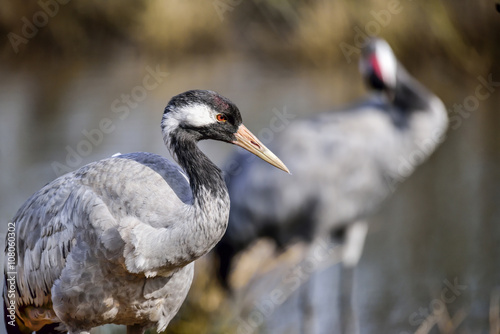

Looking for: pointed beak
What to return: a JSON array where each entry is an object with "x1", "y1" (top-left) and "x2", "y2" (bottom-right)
[{"x1": 232, "y1": 124, "x2": 290, "y2": 174}]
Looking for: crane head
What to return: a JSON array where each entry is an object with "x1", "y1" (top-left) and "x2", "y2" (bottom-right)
[
  {"x1": 359, "y1": 38, "x2": 398, "y2": 100},
  {"x1": 162, "y1": 90, "x2": 290, "y2": 174}
]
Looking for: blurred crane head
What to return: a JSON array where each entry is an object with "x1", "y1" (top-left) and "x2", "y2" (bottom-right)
[{"x1": 359, "y1": 38, "x2": 398, "y2": 100}]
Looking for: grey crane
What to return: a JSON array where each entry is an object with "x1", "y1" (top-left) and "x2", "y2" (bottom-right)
[
  {"x1": 216, "y1": 38, "x2": 448, "y2": 289},
  {"x1": 3, "y1": 90, "x2": 289, "y2": 334}
]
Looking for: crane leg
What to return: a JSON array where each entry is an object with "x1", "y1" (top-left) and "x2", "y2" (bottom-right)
[
  {"x1": 339, "y1": 265, "x2": 356, "y2": 334},
  {"x1": 342, "y1": 221, "x2": 368, "y2": 267},
  {"x1": 293, "y1": 222, "x2": 368, "y2": 334},
  {"x1": 339, "y1": 220, "x2": 368, "y2": 334}
]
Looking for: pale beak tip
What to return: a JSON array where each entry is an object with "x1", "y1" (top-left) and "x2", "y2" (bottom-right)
[
  {"x1": 268, "y1": 157, "x2": 291, "y2": 175},
  {"x1": 232, "y1": 123, "x2": 291, "y2": 175}
]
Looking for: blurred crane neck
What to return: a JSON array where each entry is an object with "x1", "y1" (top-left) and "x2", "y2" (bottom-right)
[{"x1": 393, "y1": 65, "x2": 434, "y2": 112}]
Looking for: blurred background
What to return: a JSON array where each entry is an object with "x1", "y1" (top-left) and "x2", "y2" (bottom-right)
[{"x1": 0, "y1": 0, "x2": 499, "y2": 333}]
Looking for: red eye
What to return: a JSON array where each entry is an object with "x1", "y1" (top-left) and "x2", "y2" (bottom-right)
[{"x1": 216, "y1": 114, "x2": 227, "y2": 122}]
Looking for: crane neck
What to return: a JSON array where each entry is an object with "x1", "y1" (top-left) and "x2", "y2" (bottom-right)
[
  {"x1": 393, "y1": 65, "x2": 433, "y2": 112},
  {"x1": 389, "y1": 64, "x2": 448, "y2": 168},
  {"x1": 167, "y1": 130, "x2": 228, "y2": 208}
]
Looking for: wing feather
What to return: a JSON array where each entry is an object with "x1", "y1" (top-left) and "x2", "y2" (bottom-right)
[
  {"x1": 5, "y1": 174, "x2": 78, "y2": 308},
  {"x1": 4, "y1": 152, "x2": 192, "y2": 315}
]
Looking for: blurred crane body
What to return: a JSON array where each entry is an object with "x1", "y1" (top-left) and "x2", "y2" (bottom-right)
[{"x1": 217, "y1": 39, "x2": 448, "y2": 288}]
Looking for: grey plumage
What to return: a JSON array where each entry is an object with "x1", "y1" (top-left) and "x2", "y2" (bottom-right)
[
  {"x1": 216, "y1": 39, "x2": 449, "y2": 286},
  {"x1": 3, "y1": 90, "x2": 288, "y2": 333}
]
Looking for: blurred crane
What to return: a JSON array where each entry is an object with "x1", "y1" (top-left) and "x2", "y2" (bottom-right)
[
  {"x1": 3, "y1": 90, "x2": 288, "y2": 334},
  {"x1": 216, "y1": 39, "x2": 448, "y2": 316}
]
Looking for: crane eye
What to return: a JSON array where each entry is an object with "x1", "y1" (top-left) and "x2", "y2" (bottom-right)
[{"x1": 216, "y1": 114, "x2": 227, "y2": 122}]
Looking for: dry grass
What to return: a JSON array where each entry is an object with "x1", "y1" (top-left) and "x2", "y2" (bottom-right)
[
  {"x1": 133, "y1": 0, "x2": 228, "y2": 60},
  {"x1": 414, "y1": 306, "x2": 467, "y2": 334},
  {"x1": 2, "y1": 0, "x2": 499, "y2": 74}
]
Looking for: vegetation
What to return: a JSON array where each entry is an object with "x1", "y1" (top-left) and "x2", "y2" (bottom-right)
[{"x1": 1, "y1": 0, "x2": 499, "y2": 74}]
